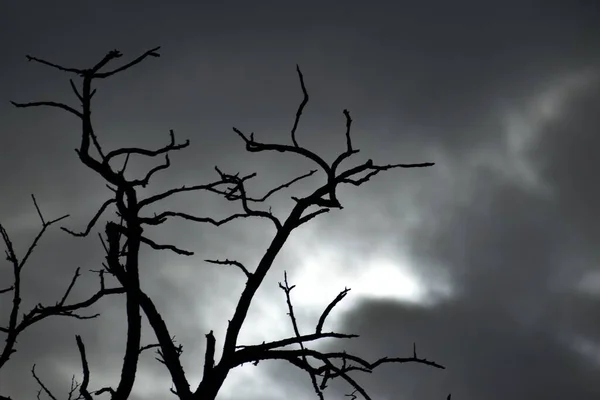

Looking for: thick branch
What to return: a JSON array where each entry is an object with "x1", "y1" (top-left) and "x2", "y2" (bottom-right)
[
  {"x1": 203, "y1": 331, "x2": 216, "y2": 380},
  {"x1": 136, "y1": 291, "x2": 192, "y2": 399},
  {"x1": 75, "y1": 335, "x2": 94, "y2": 400}
]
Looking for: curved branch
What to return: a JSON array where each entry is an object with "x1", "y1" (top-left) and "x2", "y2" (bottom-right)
[
  {"x1": 291, "y1": 65, "x2": 309, "y2": 147},
  {"x1": 61, "y1": 198, "x2": 116, "y2": 237},
  {"x1": 75, "y1": 335, "x2": 94, "y2": 400},
  {"x1": 233, "y1": 127, "x2": 331, "y2": 173},
  {"x1": 104, "y1": 129, "x2": 189, "y2": 163},
  {"x1": 316, "y1": 287, "x2": 350, "y2": 334},
  {"x1": 140, "y1": 236, "x2": 193, "y2": 255},
  {"x1": 93, "y1": 47, "x2": 161, "y2": 79},
  {"x1": 10, "y1": 100, "x2": 83, "y2": 118},
  {"x1": 205, "y1": 259, "x2": 252, "y2": 279}
]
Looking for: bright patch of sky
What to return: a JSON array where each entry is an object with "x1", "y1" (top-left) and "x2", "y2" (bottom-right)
[{"x1": 156, "y1": 69, "x2": 599, "y2": 399}]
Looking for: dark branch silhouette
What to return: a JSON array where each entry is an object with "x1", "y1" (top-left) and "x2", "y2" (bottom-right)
[
  {"x1": 8, "y1": 46, "x2": 451, "y2": 400},
  {"x1": 0, "y1": 196, "x2": 124, "y2": 400}
]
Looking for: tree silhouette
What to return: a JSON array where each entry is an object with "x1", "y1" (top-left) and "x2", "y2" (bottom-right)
[{"x1": 4, "y1": 47, "x2": 448, "y2": 400}]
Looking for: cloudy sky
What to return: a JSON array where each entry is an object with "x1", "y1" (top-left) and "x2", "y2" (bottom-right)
[{"x1": 1, "y1": 1, "x2": 599, "y2": 399}]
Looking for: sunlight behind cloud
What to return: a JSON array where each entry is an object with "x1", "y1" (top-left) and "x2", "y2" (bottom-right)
[
  {"x1": 209, "y1": 234, "x2": 452, "y2": 400},
  {"x1": 284, "y1": 235, "x2": 453, "y2": 329},
  {"x1": 289, "y1": 249, "x2": 425, "y2": 314}
]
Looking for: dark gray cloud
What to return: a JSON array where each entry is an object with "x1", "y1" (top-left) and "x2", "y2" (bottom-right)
[{"x1": 1, "y1": 1, "x2": 599, "y2": 399}]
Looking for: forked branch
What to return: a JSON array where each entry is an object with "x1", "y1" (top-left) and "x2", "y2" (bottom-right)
[
  {"x1": 12, "y1": 47, "x2": 443, "y2": 400},
  {"x1": 0, "y1": 196, "x2": 122, "y2": 375},
  {"x1": 194, "y1": 64, "x2": 437, "y2": 400},
  {"x1": 226, "y1": 274, "x2": 443, "y2": 400}
]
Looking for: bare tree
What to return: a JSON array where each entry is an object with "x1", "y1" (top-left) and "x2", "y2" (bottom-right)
[{"x1": 8, "y1": 47, "x2": 449, "y2": 400}]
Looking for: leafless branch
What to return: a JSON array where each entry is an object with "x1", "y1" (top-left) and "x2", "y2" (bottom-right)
[
  {"x1": 61, "y1": 198, "x2": 116, "y2": 237},
  {"x1": 31, "y1": 364, "x2": 58, "y2": 400},
  {"x1": 212, "y1": 169, "x2": 318, "y2": 203},
  {"x1": 139, "y1": 343, "x2": 161, "y2": 354},
  {"x1": 131, "y1": 154, "x2": 171, "y2": 187},
  {"x1": 70, "y1": 79, "x2": 84, "y2": 102},
  {"x1": 330, "y1": 109, "x2": 359, "y2": 173},
  {"x1": 203, "y1": 331, "x2": 216, "y2": 381},
  {"x1": 13, "y1": 47, "x2": 441, "y2": 400},
  {"x1": 104, "y1": 129, "x2": 188, "y2": 162},
  {"x1": 278, "y1": 271, "x2": 324, "y2": 398},
  {"x1": 25, "y1": 54, "x2": 84, "y2": 74},
  {"x1": 291, "y1": 65, "x2": 309, "y2": 147},
  {"x1": 10, "y1": 100, "x2": 83, "y2": 118},
  {"x1": 219, "y1": 169, "x2": 282, "y2": 228},
  {"x1": 0, "y1": 286, "x2": 14, "y2": 295},
  {"x1": 235, "y1": 332, "x2": 358, "y2": 353},
  {"x1": 93, "y1": 47, "x2": 160, "y2": 79},
  {"x1": 339, "y1": 160, "x2": 434, "y2": 187},
  {"x1": 75, "y1": 335, "x2": 94, "y2": 400},
  {"x1": 297, "y1": 208, "x2": 331, "y2": 226},
  {"x1": 316, "y1": 287, "x2": 350, "y2": 334},
  {"x1": 0, "y1": 197, "x2": 118, "y2": 372},
  {"x1": 137, "y1": 178, "x2": 227, "y2": 208},
  {"x1": 67, "y1": 375, "x2": 83, "y2": 400},
  {"x1": 233, "y1": 126, "x2": 331, "y2": 173},
  {"x1": 205, "y1": 259, "x2": 252, "y2": 278},
  {"x1": 140, "y1": 236, "x2": 194, "y2": 255},
  {"x1": 31, "y1": 194, "x2": 46, "y2": 225},
  {"x1": 140, "y1": 210, "x2": 260, "y2": 228},
  {"x1": 232, "y1": 347, "x2": 443, "y2": 400},
  {"x1": 59, "y1": 267, "x2": 82, "y2": 305}
]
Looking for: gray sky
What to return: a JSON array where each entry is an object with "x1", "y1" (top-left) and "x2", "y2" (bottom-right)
[{"x1": 1, "y1": 1, "x2": 599, "y2": 399}]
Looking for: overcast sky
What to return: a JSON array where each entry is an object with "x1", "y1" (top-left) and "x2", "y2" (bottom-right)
[{"x1": 1, "y1": 1, "x2": 600, "y2": 399}]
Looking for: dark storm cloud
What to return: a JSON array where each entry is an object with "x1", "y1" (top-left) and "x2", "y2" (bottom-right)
[
  {"x1": 1, "y1": 1, "x2": 599, "y2": 400},
  {"x1": 314, "y1": 48, "x2": 600, "y2": 400},
  {"x1": 336, "y1": 297, "x2": 600, "y2": 400}
]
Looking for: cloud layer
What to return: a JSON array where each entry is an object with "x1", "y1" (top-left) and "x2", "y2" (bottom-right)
[{"x1": 1, "y1": 2, "x2": 599, "y2": 399}]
